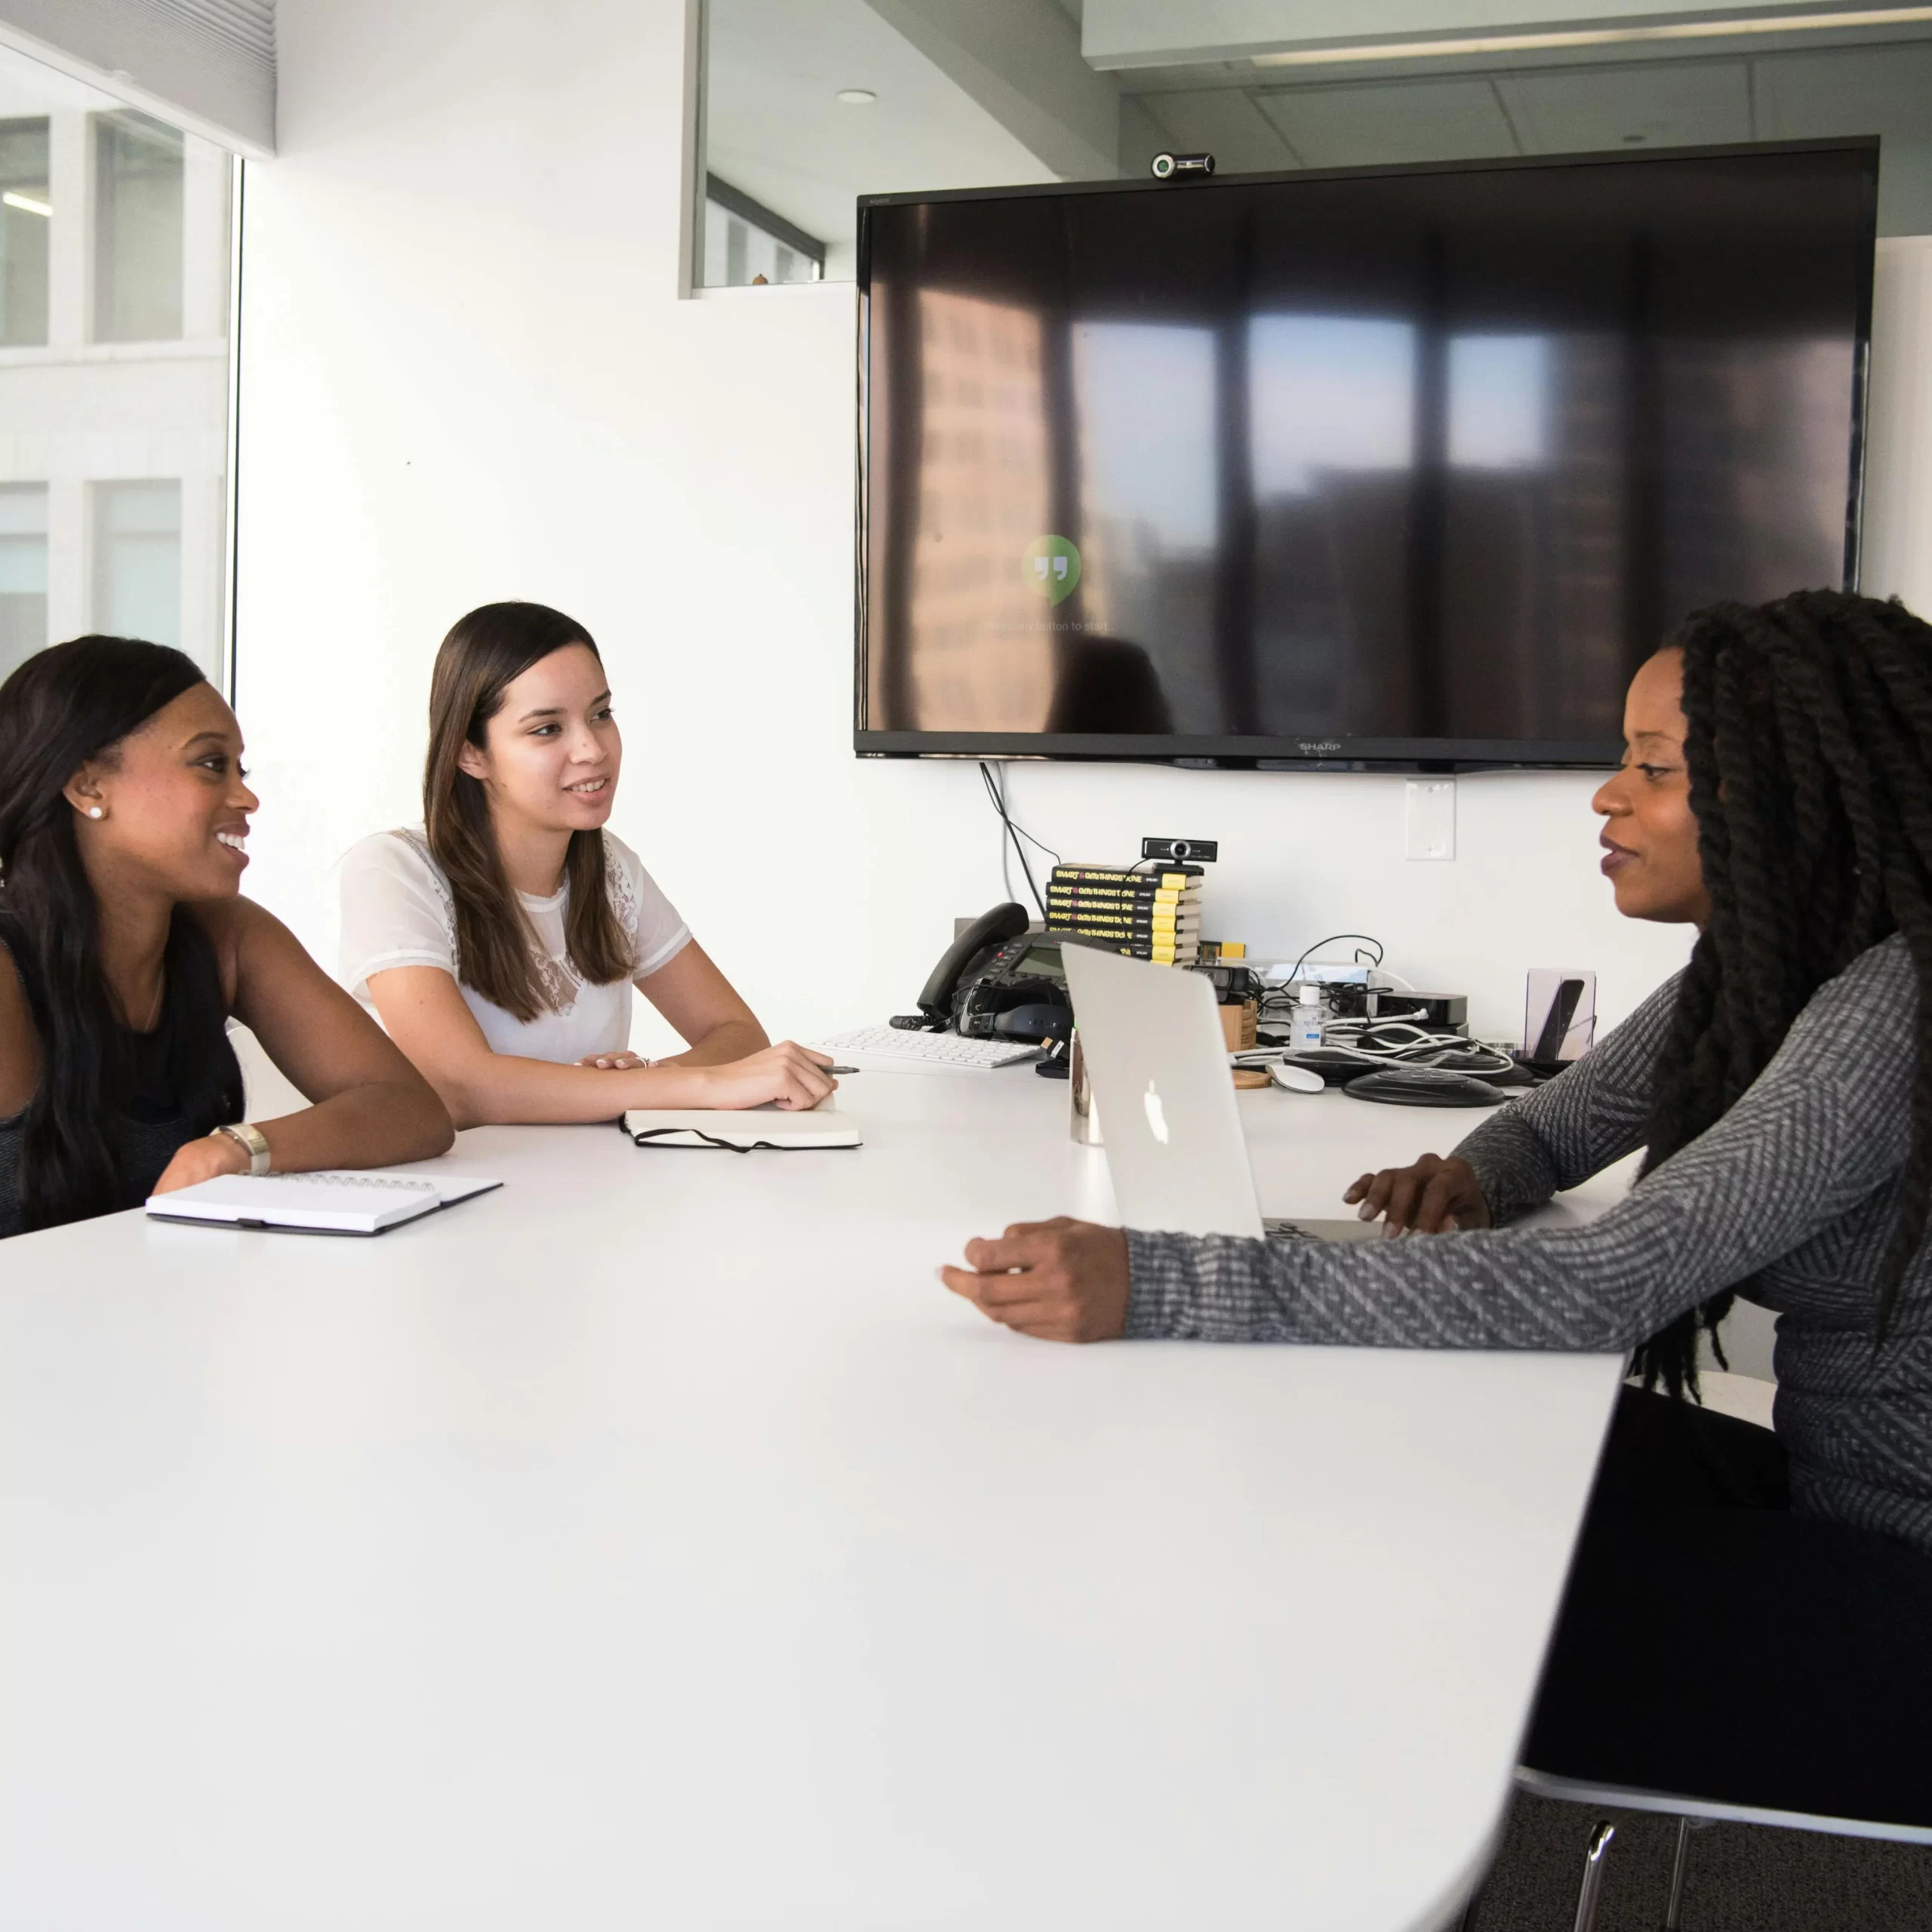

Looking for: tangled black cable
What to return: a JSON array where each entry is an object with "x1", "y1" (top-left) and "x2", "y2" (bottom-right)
[
  {"x1": 1286, "y1": 934, "x2": 1385, "y2": 981},
  {"x1": 979, "y1": 761, "x2": 1060, "y2": 916}
]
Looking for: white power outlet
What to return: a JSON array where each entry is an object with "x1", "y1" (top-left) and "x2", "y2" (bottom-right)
[{"x1": 1405, "y1": 779, "x2": 1456, "y2": 861}]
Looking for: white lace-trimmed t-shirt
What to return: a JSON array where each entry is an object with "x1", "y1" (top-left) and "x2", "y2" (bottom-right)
[{"x1": 338, "y1": 828, "x2": 691, "y2": 1063}]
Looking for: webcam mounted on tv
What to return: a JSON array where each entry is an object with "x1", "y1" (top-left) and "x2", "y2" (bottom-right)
[{"x1": 1149, "y1": 151, "x2": 1215, "y2": 180}]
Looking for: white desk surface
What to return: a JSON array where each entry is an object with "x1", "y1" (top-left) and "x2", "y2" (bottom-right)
[{"x1": 0, "y1": 1069, "x2": 1629, "y2": 1932}]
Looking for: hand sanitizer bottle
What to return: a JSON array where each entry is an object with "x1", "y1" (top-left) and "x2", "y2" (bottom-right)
[{"x1": 1291, "y1": 984, "x2": 1327, "y2": 1051}]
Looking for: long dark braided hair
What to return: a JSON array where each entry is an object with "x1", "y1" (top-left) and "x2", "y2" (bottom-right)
[{"x1": 1633, "y1": 589, "x2": 1932, "y2": 1396}]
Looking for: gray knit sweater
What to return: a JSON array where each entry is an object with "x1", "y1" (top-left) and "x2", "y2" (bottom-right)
[{"x1": 1124, "y1": 935, "x2": 1932, "y2": 1557}]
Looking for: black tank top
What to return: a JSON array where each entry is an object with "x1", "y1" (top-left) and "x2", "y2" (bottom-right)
[{"x1": 0, "y1": 906, "x2": 243, "y2": 1238}]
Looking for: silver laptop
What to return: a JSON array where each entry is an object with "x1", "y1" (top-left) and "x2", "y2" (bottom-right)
[{"x1": 1060, "y1": 944, "x2": 1379, "y2": 1243}]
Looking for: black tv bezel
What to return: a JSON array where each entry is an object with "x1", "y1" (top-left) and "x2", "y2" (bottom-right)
[{"x1": 852, "y1": 136, "x2": 1878, "y2": 773}]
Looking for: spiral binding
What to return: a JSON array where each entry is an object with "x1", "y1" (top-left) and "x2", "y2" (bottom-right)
[{"x1": 263, "y1": 1171, "x2": 440, "y2": 1192}]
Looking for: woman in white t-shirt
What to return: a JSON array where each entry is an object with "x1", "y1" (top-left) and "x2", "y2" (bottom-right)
[{"x1": 340, "y1": 601, "x2": 834, "y2": 1128}]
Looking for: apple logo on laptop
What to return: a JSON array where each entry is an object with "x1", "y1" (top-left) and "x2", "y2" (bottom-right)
[{"x1": 1143, "y1": 1079, "x2": 1170, "y2": 1146}]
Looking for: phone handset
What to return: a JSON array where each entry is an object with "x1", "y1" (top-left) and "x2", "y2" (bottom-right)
[{"x1": 895, "y1": 901, "x2": 1031, "y2": 1031}]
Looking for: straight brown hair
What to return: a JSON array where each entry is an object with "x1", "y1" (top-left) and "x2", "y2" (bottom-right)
[{"x1": 423, "y1": 601, "x2": 634, "y2": 1022}]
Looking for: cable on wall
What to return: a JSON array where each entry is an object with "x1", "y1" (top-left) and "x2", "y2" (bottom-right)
[{"x1": 979, "y1": 761, "x2": 1059, "y2": 918}]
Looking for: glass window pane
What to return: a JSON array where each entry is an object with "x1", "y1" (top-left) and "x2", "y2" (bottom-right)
[
  {"x1": 0, "y1": 118, "x2": 49, "y2": 346},
  {"x1": 702, "y1": 175, "x2": 824, "y2": 288},
  {"x1": 0, "y1": 47, "x2": 231, "y2": 681},
  {"x1": 93, "y1": 479, "x2": 182, "y2": 646},
  {"x1": 94, "y1": 109, "x2": 183, "y2": 343},
  {"x1": 0, "y1": 481, "x2": 48, "y2": 678}
]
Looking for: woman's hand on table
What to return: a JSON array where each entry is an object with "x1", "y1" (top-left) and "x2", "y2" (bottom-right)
[
  {"x1": 940, "y1": 1217, "x2": 1130, "y2": 1343},
  {"x1": 150, "y1": 1129, "x2": 252, "y2": 1195},
  {"x1": 577, "y1": 1051, "x2": 651, "y2": 1071},
  {"x1": 1343, "y1": 1153, "x2": 1491, "y2": 1236},
  {"x1": 694, "y1": 1041, "x2": 838, "y2": 1112}
]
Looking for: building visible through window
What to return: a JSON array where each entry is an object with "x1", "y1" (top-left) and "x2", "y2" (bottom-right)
[
  {"x1": 94, "y1": 111, "x2": 184, "y2": 343},
  {"x1": 0, "y1": 481, "x2": 48, "y2": 666},
  {"x1": 0, "y1": 118, "x2": 49, "y2": 346},
  {"x1": 0, "y1": 48, "x2": 232, "y2": 684},
  {"x1": 93, "y1": 480, "x2": 182, "y2": 648},
  {"x1": 703, "y1": 174, "x2": 824, "y2": 287}
]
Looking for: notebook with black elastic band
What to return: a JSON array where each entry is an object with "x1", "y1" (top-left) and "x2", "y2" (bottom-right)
[{"x1": 620, "y1": 1109, "x2": 860, "y2": 1152}]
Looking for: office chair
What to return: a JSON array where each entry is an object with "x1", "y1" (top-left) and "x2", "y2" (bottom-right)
[
  {"x1": 1452, "y1": 1373, "x2": 1932, "y2": 1932},
  {"x1": 1512, "y1": 1765, "x2": 1932, "y2": 1932}
]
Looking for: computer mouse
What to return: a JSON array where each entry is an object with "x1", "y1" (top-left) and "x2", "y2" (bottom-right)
[
  {"x1": 1268, "y1": 1060, "x2": 1327, "y2": 1095},
  {"x1": 1343, "y1": 1067, "x2": 1503, "y2": 1108}
]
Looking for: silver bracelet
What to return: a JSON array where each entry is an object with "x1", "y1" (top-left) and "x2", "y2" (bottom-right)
[{"x1": 212, "y1": 1121, "x2": 272, "y2": 1176}]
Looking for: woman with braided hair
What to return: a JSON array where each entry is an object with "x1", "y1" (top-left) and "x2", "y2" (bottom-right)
[{"x1": 943, "y1": 588, "x2": 1932, "y2": 1826}]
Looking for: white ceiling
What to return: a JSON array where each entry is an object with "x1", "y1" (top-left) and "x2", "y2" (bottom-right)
[
  {"x1": 1082, "y1": 0, "x2": 1932, "y2": 72},
  {"x1": 706, "y1": 0, "x2": 1057, "y2": 270},
  {"x1": 706, "y1": 2, "x2": 1932, "y2": 276},
  {"x1": 1132, "y1": 41, "x2": 1932, "y2": 228}
]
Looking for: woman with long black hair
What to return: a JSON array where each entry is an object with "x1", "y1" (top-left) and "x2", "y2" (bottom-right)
[
  {"x1": 0, "y1": 636, "x2": 452, "y2": 1238},
  {"x1": 943, "y1": 588, "x2": 1932, "y2": 1825}
]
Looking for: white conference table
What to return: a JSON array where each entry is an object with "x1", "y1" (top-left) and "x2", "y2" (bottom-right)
[{"x1": 0, "y1": 1065, "x2": 1629, "y2": 1932}]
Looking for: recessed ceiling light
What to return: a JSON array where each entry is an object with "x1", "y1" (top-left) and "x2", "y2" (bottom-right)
[{"x1": 836, "y1": 88, "x2": 877, "y2": 105}]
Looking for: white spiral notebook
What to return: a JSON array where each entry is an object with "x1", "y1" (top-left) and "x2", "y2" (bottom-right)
[{"x1": 146, "y1": 1170, "x2": 502, "y2": 1235}]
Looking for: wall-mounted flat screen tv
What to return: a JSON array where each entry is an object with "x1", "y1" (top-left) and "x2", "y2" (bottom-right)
[{"x1": 855, "y1": 140, "x2": 1876, "y2": 770}]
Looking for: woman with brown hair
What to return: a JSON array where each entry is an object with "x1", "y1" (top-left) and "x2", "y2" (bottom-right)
[{"x1": 339, "y1": 601, "x2": 833, "y2": 1128}]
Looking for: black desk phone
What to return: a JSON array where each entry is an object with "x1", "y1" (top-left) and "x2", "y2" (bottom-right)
[{"x1": 895, "y1": 902, "x2": 1075, "y2": 1041}]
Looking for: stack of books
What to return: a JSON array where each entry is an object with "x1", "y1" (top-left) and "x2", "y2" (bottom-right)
[{"x1": 1044, "y1": 863, "x2": 1204, "y2": 964}]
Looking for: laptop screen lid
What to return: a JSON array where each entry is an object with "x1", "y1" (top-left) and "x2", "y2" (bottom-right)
[{"x1": 1061, "y1": 944, "x2": 1266, "y2": 1240}]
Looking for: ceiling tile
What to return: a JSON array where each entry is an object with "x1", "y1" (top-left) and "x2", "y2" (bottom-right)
[
  {"x1": 1494, "y1": 57, "x2": 1751, "y2": 152},
  {"x1": 1751, "y1": 40, "x2": 1932, "y2": 140},
  {"x1": 1139, "y1": 87, "x2": 1300, "y2": 174},
  {"x1": 1256, "y1": 78, "x2": 1518, "y2": 169}
]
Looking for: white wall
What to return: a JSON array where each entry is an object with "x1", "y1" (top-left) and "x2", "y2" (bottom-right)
[{"x1": 235, "y1": 0, "x2": 1932, "y2": 1061}]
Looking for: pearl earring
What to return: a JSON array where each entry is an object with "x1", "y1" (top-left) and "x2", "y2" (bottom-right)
[{"x1": 88, "y1": 808, "x2": 103, "y2": 820}]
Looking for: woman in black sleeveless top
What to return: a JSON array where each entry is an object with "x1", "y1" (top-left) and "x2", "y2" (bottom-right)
[{"x1": 0, "y1": 637, "x2": 451, "y2": 1240}]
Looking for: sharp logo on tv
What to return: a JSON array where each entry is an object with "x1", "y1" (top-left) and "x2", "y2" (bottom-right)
[
  {"x1": 1022, "y1": 535, "x2": 1081, "y2": 606},
  {"x1": 1298, "y1": 740, "x2": 1343, "y2": 755}
]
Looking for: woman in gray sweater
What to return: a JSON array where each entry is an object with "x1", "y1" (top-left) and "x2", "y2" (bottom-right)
[{"x1": 943, "y1": 589, "x2": 1932, "y2": 1830}]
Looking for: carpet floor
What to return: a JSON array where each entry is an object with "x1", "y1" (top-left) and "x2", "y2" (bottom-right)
[{"x1": 1464, "y1": 1790, "x2": 1932, "y2": 1930}]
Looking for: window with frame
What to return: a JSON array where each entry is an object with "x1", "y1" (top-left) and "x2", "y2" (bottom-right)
[
  {"x1": 0, "y1": 48, "x2": 235, "y2": 686},
  {"x1": 0, "y1": 118, "x2": 50, "y2": 346}
]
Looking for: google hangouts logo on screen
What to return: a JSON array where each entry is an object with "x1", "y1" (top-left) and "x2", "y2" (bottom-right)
[{"x1": 1022, "y1": 535, "x2": 1082, "y2": 606}]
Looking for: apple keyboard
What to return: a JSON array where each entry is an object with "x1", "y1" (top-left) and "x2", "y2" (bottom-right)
[{"x1": 814, "y1": 1026, "x2": 1041, "y2": 1072}]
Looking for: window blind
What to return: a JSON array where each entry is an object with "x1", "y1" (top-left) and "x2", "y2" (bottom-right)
[
  {"x1": 158, "y1": 0, "x2": 274, "y2": 70},
  {"x1": 0, "y1": 0, "x2": 275, "y2": 155}
]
